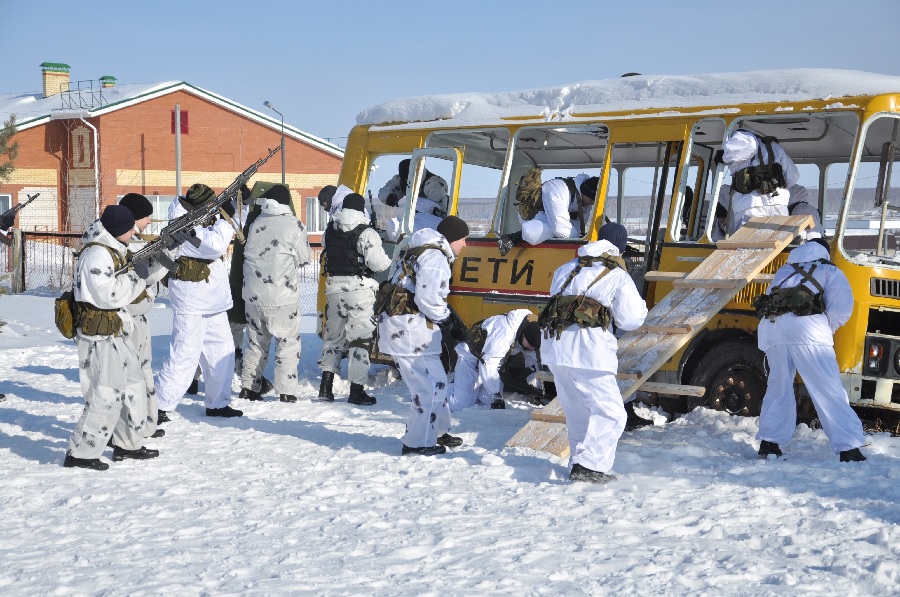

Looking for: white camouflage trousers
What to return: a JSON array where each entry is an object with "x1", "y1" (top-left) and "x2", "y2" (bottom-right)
[
  {"x1": 156, "y1": 311, "x2": 235, "y2": 411},
  {"x1": 67, "y1": 334, "x2": 148, "y2": 459},
  {"x1": 551, "y1": 366, "x2": 626, "y2": 473},
  {"x1": 241, "y1": 302, "x2": 301, "y2": 395},
  {"x1": 130, "y1": 314, "x2": 158, "y2": 437},
  {"x1": 757, "y1": 342, "x2": 865, "y2": 453},
  {"x1": 394, "y1": 354, "x2": 451, "y2": 448},
  {"x1": 319, "y1": 287, "x2": 376, "y2": 386}
]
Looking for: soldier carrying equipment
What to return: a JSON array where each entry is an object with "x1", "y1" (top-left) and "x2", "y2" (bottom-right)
[
  {"x1": 54, "y1": 242, "x2": 128, "y2": 338},
  {"x1": 731, "y1": 135, "x2": 787, "y2": 196},
  {"x1": 373, "y1": 244, "x2": 445, "y2": 318},
  {"x1": 538, "y1": 253, "x2": 625, "y2": 339},
  {"x1": 753, "y1": 261, "x2": 829, "y2": 321}
]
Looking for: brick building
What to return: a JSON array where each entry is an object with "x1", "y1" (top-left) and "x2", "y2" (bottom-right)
[{"x1": 0, "y1": 62, "x2": 342, "y2": 238}]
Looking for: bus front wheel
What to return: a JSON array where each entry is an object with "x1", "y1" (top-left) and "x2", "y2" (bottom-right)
[{"x1": 689, "y1": 339, "x2": 767, "y2": 417}]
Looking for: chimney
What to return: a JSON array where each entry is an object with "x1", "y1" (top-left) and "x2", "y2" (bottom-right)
[
  {"x1": 41, "y1": 62, "x2": 71, "y2": 97},
  {"x1": 100, "y1": 75, "x2": 117, "y2": 89}
]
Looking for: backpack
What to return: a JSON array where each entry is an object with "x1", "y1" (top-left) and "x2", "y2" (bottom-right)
[
  {"x1": 54, "y1": 242, "x2": 127, "y2": 339},
  {"x1": 514, "y1": 168, "x2": 544, "y2": 221},
  {"x1": 753, "y1": 262, "x2": 828, "y2": 321}
]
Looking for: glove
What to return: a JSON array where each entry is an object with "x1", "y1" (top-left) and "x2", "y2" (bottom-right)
[
  {"x1": 219, "y1": 200, "x2": 236, "y2": 219},
  {"x1": 384, "y1": 192, "x2": 400, "y2": 207},
  {"x1": 132, "y1": 259, "x2": 152, "y2": 280},
  {"x1": 439, "y1": 311, "x2": 468, "y2": 344},
  {"x1": 0, "y1": 212, "x2": 14, "y2": 231},
  {"x1": 490, "y1": 393, "x2": 506, "y2": 410},
  {"x1": 240, "y1": 184, "x2": 252, "y2": 202},
  {"x1": 170, "y1": 228, "x2": 199, "y2": 248}
]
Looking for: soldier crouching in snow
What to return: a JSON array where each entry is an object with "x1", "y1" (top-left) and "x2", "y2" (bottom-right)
[
  {"x1": 540, "y1": 222, "x2": 648, "y2": 483},
  {"x1": 64, "y1": 205, "x2": 163, "y2": 470},
  {"x1": 376, "y1": 216, "x2": 469, "y2": 456},
  {"x1": 449, "y1": 309, "x2": 543, "y2": 412},
  {"x1": 316, "y1": 193, "x2": 391, "y2": 405},
  {"x1": 238, "y1": 184, "x2": 311, "y2": 403}
]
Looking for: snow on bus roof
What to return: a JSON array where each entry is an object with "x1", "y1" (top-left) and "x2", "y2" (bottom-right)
[{"x1": 356, "y1": 69, "x2": 900, "y2": 127}]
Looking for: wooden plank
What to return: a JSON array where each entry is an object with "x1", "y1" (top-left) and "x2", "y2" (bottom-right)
[
  {"x1": 642, "y1": 324, "x2": 693, "y2": 334},
  {"x1": 672, "y1": 278, "x2": 747, "y2": 289},
  {"x1": 645, "y1": 271, "x2": 774, "y2": 284},
  {"x1": 638, "y1": 382, "x2": 706, "y2": 397},
  {"x1": 715, "y1": 240, "x2": 780, "y2": 250}
]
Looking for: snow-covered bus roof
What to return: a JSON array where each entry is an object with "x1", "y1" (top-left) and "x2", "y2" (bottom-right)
[{"x1": 357, "y1": 69, "x2": 900, "y2": 128}]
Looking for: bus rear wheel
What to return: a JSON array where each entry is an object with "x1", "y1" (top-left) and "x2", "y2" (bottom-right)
[{"x1": 689, "y1": 339, "x2": 767, "y2": 417}]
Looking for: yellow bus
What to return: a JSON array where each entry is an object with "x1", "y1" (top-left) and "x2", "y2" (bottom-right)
[{"x1": 327, "y1": 69, "x2": 900, "y2": 417}]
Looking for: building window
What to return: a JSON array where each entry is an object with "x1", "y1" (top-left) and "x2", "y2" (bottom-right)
[
  {"x1": 0, "y1": 194, "x2": 10, "y2": 215},
  {"x1": 170, "y1": 110, "x2": 189, "y2": 134},
  {"x1": 305, "y1": 197, "x2": 329, "y2": 232}
]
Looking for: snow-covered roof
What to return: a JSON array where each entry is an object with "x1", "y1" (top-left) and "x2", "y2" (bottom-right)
[
  {"x1": 0, "y1": 81, "x2": 343, "y2": 158},
  {"x1": 357, "y1": 69, "x2": 900, "y2": 128}
]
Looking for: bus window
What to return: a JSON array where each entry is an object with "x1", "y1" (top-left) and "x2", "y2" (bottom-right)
[
  {"x1": 673, "y1": 119, "x2": 726, "y2": 243},
  {"x1": 823, "y1": 162, "x2": 849, "y2": 235},
  {"x1": 364, "y1": 154, "x2": 406, "y2": 228},
  {"x1": 500, "y1": 125, "x2": 608, "y2": 238},
  {"x1": 844, "y1": 115, "x2": 900, "y2": 262},
  {"x1": 427, "y1": 129, "x2": 509, "y2": 238}
]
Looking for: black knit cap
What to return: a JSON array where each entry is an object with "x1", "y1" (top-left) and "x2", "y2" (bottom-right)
[
  {"x1": 119, "y1": 193, "x2": 153, "y2": 219},
  {"x1": 184, "y1": 183, "x2": 216, "y2": 207},
  {"x1": 100, "y1": 204, "x2": 135, "y2": 237},
  {"x1": 263, "y1": 184, "x2": 292, "y2": 206},
  {"x1": 809, "y1": 237, "x2": 830, "y2": 253},
  {"x1": 580, "y1": 176, "x2": 600, "y2": 199},
  {"x1": 521, "y1": 321, "x2": 542, "y2": 350},
  {"x1": 437, "y1": 215, "x2": 469, "y2": 243},
  {"x1": 318, "y1": 185, "x2": 337, "y2": 208},
  {"x1": 343, "y1": 193, "x2": 365, "y2": 212},
  {"x1": 598, "y1": 221, "x2": 628, "y2": 253}
]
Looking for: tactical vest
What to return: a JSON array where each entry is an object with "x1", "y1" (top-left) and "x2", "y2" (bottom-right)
[
  {"x1": 538, "y1": 254, "x2": 622, "y2": 339},
  {"x1": 373, "y1": 244, "x2": 446, "y2": 318},
  {"x1": 731, "y1": 135, "x2": 787, "y2": 195},
  {"x1": 323, "y1": 223, "x2": 373, "y2": 277},
  {"x1": 753, "y1": 261, "x2": 828, "y2": 321},
  {"x1": 171, "y1": 256, "x2": 214, "y2": 283},
  {"x1": 76, "y1": 242, "x2": 128, "y2": 337}
]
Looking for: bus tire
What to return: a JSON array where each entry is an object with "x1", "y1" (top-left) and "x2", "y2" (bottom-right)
[{"x1": 689, "y1": 339, "x2": 767, "y2": 417}]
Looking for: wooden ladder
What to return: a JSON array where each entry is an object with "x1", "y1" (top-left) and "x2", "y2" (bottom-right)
[{"x1": 505, "y1": 214, "x2": 814, "y2": 458}]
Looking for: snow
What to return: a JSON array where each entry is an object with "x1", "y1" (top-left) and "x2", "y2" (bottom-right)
[
  {"x1": 1, "y1": 293, "x2": 899, "y2": 596},
  {"x1": 357, "y1": 69, "x2": 900, "y2": 128}
]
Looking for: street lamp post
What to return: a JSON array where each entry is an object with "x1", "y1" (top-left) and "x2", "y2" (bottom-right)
[{"x1": 263, "y1": 101, "x2": 285, "y2": 184}]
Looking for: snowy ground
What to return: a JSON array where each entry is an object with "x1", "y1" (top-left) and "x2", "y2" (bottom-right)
[{"x1": 1, "y1": 293, "x2": 899, "y2": 596}]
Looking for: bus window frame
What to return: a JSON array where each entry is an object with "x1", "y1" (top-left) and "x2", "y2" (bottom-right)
[{"x1": 404, "y1": 147, "x2": 463, "y2": 238}]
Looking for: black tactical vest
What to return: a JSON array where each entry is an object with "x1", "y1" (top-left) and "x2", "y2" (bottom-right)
[{"x1": 324, "y1": 223, "x2": 372, "y2": 277}]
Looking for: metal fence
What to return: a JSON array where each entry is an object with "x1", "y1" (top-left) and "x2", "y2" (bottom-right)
[{"x1": 0, "y1": 232, "x2": 322, "y2": 315}]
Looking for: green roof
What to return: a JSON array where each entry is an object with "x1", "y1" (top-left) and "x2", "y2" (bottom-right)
[{"x1": 40, "y1": 62, "x2": 71, "y2": 71}]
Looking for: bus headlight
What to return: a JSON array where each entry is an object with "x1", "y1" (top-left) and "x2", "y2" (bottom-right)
[{"x1": 866, "y1": 342, "x2": 886, "y2": 373}]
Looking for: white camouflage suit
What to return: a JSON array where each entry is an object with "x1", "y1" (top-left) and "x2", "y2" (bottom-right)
[
  {"x1": 319, "y1": 206, "x2": 391, "y2": 385},
  {"x1": 541, "y1": 240, "x2": 648, "y2": 473},
  {"x1": 155, "y1": 199, "x2": 236, "y2": 412},
  {"x1": 67, "y1": 220, "x2": 152, "y2": 459},
  {"x1": 722, "y1": 130, "x2": 800, "y2": 233},
  {"x1": 450, "y1": 309, "x2": 538, "y2": 411},
  {"x1": 756, "y1": 241, "x2": 865, "y2": 454},
  {"x1": 378, "y1": 171, "x2": 449, "y2": 242},
  {"x1": 378, "y1": 229, "x2": 456, "y2": 449},
  {"x1": 240, "y1": 199, "x2": 311, "y2": 396},
  {"x1": 520, "y1": 174, "x2": 590, "y2": 245},
  {"x1": 124, "y1": 234, "x2": 170, "y2": 438}
]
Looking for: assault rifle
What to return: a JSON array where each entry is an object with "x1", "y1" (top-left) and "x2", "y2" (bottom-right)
[
  {"x1": 367, "y1": 189, "x2": 378, "y2": 230},
  {"x1": 0, "y1": 192, "x2": 39, "y2": 227},
  {"x1": 117, "y1": 146, "x2": 281, "y2": 274}
]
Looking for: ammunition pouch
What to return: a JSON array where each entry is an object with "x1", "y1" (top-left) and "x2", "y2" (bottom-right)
[
  {"x1": 538, "y1": 294, "x2": 611, "y2": 340},
  {"x1": 374, "y1": 282, "x2": 418, "y2": 317},
  {"x1": 131, "y1": 288, "x2": 150, "y2": 305},
  {"x1": 753, "y1": 262, "x2": 827, "y2": 321},
  {"x1": 172, "y1": 256, "x2": 214, "y2": 283},
  {"x1": 77, "y1": 302, "x2": 124, "y2": 336},
  {"x1": 731, "y1": 135, "x2": 787, "y2": 195}
]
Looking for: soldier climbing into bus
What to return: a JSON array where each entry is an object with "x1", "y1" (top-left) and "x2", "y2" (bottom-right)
[
  {"x1": 753, "y1": 237, "x2": 867, "y2": 462},
  {"x1": 378, "y1": 158, "x2": 450, "y2": 242},
  {"x1": 719, "y1": 129, "x2": 800, "y2": 234},
  {"x1": 498, "y1": 171, "x2": 600, "y2": 256}
]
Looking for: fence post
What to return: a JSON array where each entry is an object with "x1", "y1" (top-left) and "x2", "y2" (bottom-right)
[{"x1": 11, "y1": 229, "x2": 24, "y2": 293}]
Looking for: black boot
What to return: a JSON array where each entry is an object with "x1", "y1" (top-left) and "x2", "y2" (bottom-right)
[
  {"x1": 624, "y1": 401, "x2": 653, "y2": 431},
  {"x1": 206, "y1": 405, "x2": 244, "y2": 417},
  {"x1": 570, "y1": 463, "x2": 616, "y2": 484},
  {"x1": 186, "y1": 378, "x2": 200, "y2": 395},
  {"x1": 239, "y1": 387, "x2": 264, "y2": 401},
  {"x1": 279, "y1": 394, "x2": 298, "y2": 403},
  {"x1": 490, "y1": 397, "x2": 506, "y2": 409},
  {"x1": 401, "y1": 444, "x2": 447, "y2": 456},
  {"x1": 315, "y1": 371, "x2": 335, "y2": 402},
  {"x1": 157, "y1": 410, "x2": 171, "y2": 425},
  {"x1": 150, "y1": 429, "x2": 165, "y2": 438},
  {"x1": 758, "y1": 440, "x2": 782, "y2": 458},
  {"x1": 112, "y1": 446, "x2": 160, "y2": 461},
  {"x1": 348, "y1": 383, "x2": 376, "y2": 405},
  {"x1": 839, "y1": 448, "x2": 866, "y2": 462},
  {"x1": 498, "y1": 230, "x2": 523, "y2": 257},
  {"x1": 260, "y1": 377, "x2": 275, "y2": 395},
  {"x1": 63, "y1": 455, "x2": 109, "y2": 471},
  {"x1": 437, "y1": 433, "x2": 463, "y2": 447}
]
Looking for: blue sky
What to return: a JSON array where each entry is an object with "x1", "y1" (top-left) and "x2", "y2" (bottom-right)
[{"x1": 4, "y1": 0, "x2": 900, "y2": 144}]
